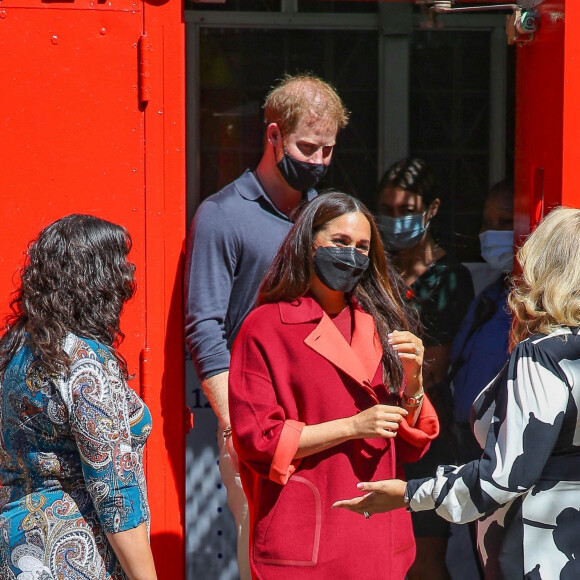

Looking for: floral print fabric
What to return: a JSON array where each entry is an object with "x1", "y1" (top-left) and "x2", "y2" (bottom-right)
[{"x1": 0, "y1": 334, "x2": 151, "y2": 579}]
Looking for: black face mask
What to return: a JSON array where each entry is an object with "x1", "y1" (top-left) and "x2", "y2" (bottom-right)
[
  {"x1": 277, "y1": 150, "x2": 329, "y2": 192},
  {"x1": 313, "y1": 246, "x2": 369, "y2": 293}
]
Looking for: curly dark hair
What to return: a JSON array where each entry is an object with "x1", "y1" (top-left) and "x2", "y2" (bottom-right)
[
  {"x1": 0, "y1": 214, "x2": 136, "y2": 378},
  {"x1": 259, "y1": 191, "x2": 419, "y2": 394}
]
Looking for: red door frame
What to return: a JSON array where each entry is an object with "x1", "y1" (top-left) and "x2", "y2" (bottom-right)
[{"x1": 141, "y1": 2, "x2": 186, "y2": 577}]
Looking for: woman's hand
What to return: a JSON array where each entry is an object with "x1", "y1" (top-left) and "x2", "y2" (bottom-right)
[
  {"x1": 388, "y1": 330, "x2": 423, "y2": 396},
  {"x1": 295, "y1": 405, "x2": 407, "y2": 460},
  {"x1": 348, "y1": 404, "x2": 408, "y2": 439},
  {"x1": 331, "y1": 479, "x2": 408, "y2": 516}
]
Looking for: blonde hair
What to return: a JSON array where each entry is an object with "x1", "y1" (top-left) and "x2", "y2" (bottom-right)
[
  {"x1": 508, "y1": 207, "x2": 580, "y2": 349},
  {"x1": 263, "y1": 73, "x2": 349, "y2": 136}
]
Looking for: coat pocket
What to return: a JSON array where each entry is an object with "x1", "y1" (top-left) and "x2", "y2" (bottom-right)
[{"x1": 254, "y1": 475, "x2": 321, "y2": 566}]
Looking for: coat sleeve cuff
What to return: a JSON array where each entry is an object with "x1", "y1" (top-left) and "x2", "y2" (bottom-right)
[
  {"x1": 398, "y1": 395, "x2": 440, "y2": 448},
  {"x1": 269, "y1": 419, "x2": 305, "y2": 485}
]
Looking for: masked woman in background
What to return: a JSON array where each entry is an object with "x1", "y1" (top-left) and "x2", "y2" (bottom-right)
[
  {"x1": 447, "y1": 179, "x2": 514, "y2": 579},
  {"x1": 228, "y1": 191, "x2": 439, "y2": 579},
  {"x1": 377, "y1": 158, "x2": 474, "y2": 580},
  {"x1": 452, "y1": 180, "x2": 514, "y2": 469},
  {"x1": 0, "y1": 215, "x2": 156, "y2": 580},
  {"x1": 334, "y1": 206, "x2": 580, "y2": 580}
]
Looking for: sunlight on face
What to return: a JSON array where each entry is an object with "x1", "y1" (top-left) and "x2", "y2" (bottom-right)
[
  {"x1": 378, "y1": 187, "x2": 424, "y2": 218},
  {"x1": 314, "y1": 212, "x2": 372, "y2": 255},
  {"x1": 282, "y1": 114, "x2": 337, "y2": 165}
]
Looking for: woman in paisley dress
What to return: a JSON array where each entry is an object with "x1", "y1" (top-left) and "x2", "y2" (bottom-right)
[
  {"x1": 0, "y1": 215, "x2": 157, "y2": 580},
  {"x1": 334, "y1": 206, "x2": 580, "y2": 579}
]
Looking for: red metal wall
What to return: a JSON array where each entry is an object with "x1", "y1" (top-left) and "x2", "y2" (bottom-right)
[
  {"x1": 2, "y1": 0, "x2": 580, "y2": 578},
  {"x1": 0, "y1": 1, "x2": 185, "y2": 577},
  {"x1": 514, "y1": 0, "x2": 580, "y2": 243},
  {"x1": 140, "y1": 2, "x2": 187, "y2": 577}
]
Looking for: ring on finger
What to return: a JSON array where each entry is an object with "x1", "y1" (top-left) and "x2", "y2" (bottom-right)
[{"x1": 414, "y1": 346, "x2": 421, "y2": 356}]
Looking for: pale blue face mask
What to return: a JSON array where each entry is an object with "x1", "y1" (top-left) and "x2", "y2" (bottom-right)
[
  {"x1": 479, "y1": 230, "x2": 514, "y2": 272},
  {"x1": 378, "y1": 212, "x2": 428, "y2": 251}
]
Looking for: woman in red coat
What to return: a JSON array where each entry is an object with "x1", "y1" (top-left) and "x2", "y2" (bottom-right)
[{"x1": 229, "y1": 191, "x2": 439, "y2": 579}]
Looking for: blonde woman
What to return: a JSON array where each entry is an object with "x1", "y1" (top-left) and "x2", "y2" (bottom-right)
[{"x1": 333, "y1": 207, "x2": 580, "y2": 579}]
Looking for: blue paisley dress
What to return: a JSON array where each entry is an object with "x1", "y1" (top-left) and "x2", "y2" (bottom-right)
[{"x1": 0, "y1": 334, "x2": 151, "y2": 579}]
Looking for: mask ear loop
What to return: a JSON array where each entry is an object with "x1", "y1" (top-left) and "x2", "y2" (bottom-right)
[
  {"x1": 423, "y1": 199, "x2": 440, "y2": 231},
  {"x1": 279, "y1": 132, "x2": 287, "y2": 157},
  {"x1": 277, "y1": 126, "x2": 291, "y2": 159},
  {"x1": 423, "y1": 211, "x2": 432, "y2": 231}
]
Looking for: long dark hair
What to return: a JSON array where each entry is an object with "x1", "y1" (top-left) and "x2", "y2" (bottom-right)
[
  {"x1": 259, "y1": 191, "x2": 417, "y2": 393},
  {"x1": 0, "y1": 214, "x2": 136, "y2": 378}
]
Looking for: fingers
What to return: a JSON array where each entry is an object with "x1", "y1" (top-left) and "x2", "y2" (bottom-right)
[
  {"x1": 376, "y1": 404, "x2": 408, "y2": 417},
  {"x1": 332, "y1": 479, "x2": 408, "y2": 516},
  {"x1": 331, "y1": 499, "x2": 360, "y2": 511},
  {"x1": 369, "y1": 405, "x2": 408, "y2": 436},
  {"x1": 370, "y1": 423, "x2": 399, "y2": 439},
  {"x1": 331, "y1": 493, "x2": 372, "y2": 513},
  {"x1": 380, "y1": 422, "x2": 402, "y2": 435},
  {"x1": 353, "y1": 405, "x2": 410, "y2": 440},
  {"x1": 356, "y1": 481, "x2": 387, "y2": 492},
  {"x1": 388, "y1": 330, "x2": 423, "y2": 363},
  {"x1": 379, "y1": 413, "x2": 405, "y2": 431}
]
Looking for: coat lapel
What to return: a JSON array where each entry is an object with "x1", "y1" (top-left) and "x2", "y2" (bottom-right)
[
  {"x1": 303, "y1": 307, "x2": 383, "y2": 402},
  {"x1": 351, "y1": 308, "x2": 383, "y2": 381}
]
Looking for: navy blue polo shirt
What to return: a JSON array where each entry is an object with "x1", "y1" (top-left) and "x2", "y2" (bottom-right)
[{"x1": 184, "y1": 169, "x2": 316, "y2": 380}]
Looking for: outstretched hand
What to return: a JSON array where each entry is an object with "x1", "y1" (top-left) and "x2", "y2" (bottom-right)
[{"x1": 332, "y1": 479, "x2": 408, "y2": 517}]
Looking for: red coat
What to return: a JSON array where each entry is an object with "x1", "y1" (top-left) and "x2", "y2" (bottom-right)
[{"x1": 229, "y1": 296, "x2": 439, "y2": 580}]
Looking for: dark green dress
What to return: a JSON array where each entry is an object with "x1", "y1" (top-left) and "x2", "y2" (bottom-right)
[
  {"x1": 402, "y1": 252, "x2": 474, "y2": 537},
  {"x1": 404, "y1": 253, "x2": 474, "y2": 349}
]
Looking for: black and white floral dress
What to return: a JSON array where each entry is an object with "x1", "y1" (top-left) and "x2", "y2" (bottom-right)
[{"x1": 407, "y1": 327, "x2": 580, "y2": 579}]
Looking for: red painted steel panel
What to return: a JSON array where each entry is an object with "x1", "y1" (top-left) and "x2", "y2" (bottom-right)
[
  {"x1": 142, "y1": 2, "x2": 186, "y2": 578},
  {"x1": 0, "y1": 1, "x2": 186, "y2": 578},
  {"x1": 0, "y1": 0, "x2": 141, "y2": 11},
  {"x1": 0, "y1": 6, "x2": 146, "y2": 350},
  {"x1": 514, "y1": 1, "x2": 567, "y2": 245},
  {"x1": 561, "y1": 1, "x2": 580, "y2": 210}
]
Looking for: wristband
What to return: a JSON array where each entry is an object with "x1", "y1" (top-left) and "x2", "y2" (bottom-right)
[
  {"x1": 403, "y1": 484, "x2": 413, "y2": 512},
  {"x1": 402, "y1": 390, "x2": 424, "y2": 408}
]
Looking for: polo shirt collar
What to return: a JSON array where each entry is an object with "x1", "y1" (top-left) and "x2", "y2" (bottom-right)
[{"x1": 235, "y1": 170, "x2": 317, "y2": 220}]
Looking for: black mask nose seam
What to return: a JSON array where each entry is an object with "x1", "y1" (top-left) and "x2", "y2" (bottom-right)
[{"x1": 313, "y1": 246, "x2": 369, "y2": 293}]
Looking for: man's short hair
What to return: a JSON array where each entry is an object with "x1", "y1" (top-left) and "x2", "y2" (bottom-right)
[{"x1": 263, "y1": 73, "x2": 349, "y2": 136}]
